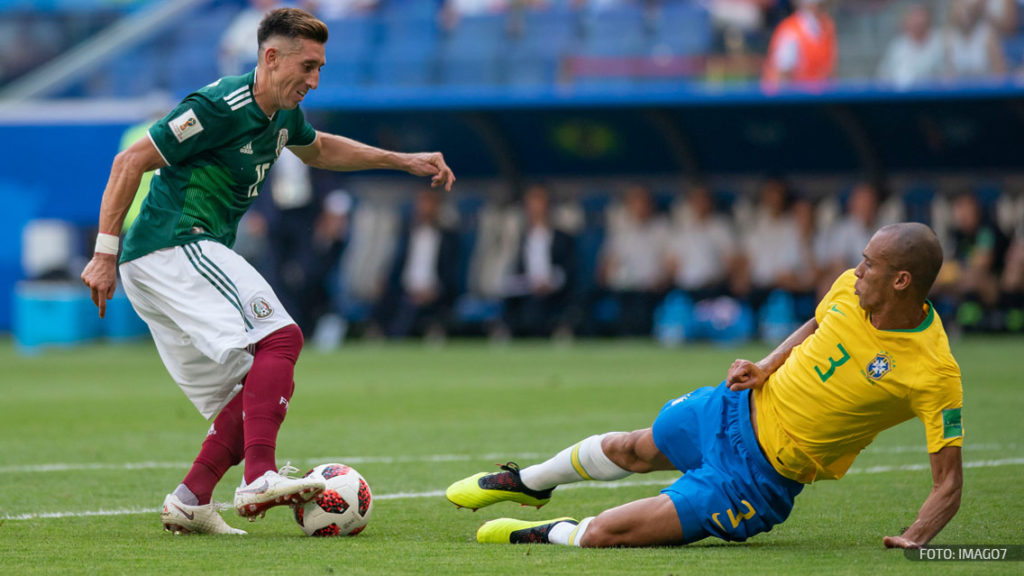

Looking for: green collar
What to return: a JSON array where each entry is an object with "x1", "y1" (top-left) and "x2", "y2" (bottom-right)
[{"x1": 877, "y1": 300, "x2": 935, "y2": 333}]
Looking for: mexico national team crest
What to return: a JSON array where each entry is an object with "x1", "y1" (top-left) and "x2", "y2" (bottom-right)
[
  {"x1": 249, "y1": 297, "x2": 274, "y2": 320},
  {"x1": 866, "y1": 352, "x2": 893, "y2": 380},
  {"x1": 275, "y1": 129, "x2": 289, "y2": 158}
]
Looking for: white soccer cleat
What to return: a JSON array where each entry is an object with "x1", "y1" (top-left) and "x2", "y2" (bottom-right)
[
  {"x1": 161, "y1": 493, "x2": 247, "y2": 535},
  {"x1": 234, "y1": 464, "x2": 325, "y2": 520}
]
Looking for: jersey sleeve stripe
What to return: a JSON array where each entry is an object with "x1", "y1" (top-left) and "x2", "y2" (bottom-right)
[
  {"x1": 229, "y1": 98, "x2": 253, "y2": 111},
  {"x1": 224, "y1": 85, "x2": 249, "y2": 100},
  {"x1": 146, "y1": 130, "x2": 170, "y2": 166}
]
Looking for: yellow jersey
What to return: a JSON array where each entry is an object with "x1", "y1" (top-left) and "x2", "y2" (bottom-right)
[{"x1": 754, "y1": 270, "x2": 963, "y2": 483}]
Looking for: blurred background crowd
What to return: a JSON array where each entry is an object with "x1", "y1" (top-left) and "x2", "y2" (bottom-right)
[
  {"x1": 4, "y1": 0, "x2": 1023, "y2": 347},
  {"x1": 3, "y1": 0, "x2": 1024, "y2": 94}
]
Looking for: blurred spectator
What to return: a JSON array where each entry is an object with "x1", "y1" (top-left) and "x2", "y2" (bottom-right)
[
  {"x1": 371, "y1": 188, "x2": 459, "y2": 340},
  {"x1": 817, "y1": 182, "x2": 882, "y2": 292},
  {"x1": 762, "y1": 0, "x2": 837, "y2": 89},
  {"x1": 665, "y1": 184, "x2": 739, "y2": 300},
  {"x1": 498, "y1": 183, "x2": 576, "y2": 338},
  {"x1": 221, "y1": 0, "x2": 282, "y2": 77},
  {"x1": 790, "y1": 195, "x2": 819, "y2": 300},
  {"x1": 984, "y1": 0, "x2": 1019, "y2": 37},
  {"x1": 876, "y1": 3, "x2": 944, "y2": 89},
  {"x1": 733, "y1": 177, "x2": 805, "y2": 310},
  {"x1": 441, "y1": 0, "x2": 512, "y2": 30},
  {"x1": 249, "y1": 151, "x2": 321, "y2": 333},
  {"x1": 1001, "y1": 229, "x2": 1024, "y2": 331},
  {"x1": 707, "y1": 0, "x2": 774, "y2": 82},
  {"x1": 593, "y1": 183, "x2": 671, "y2": 336},
  {"x1": 943, "y1": 0, "x2": 1007, "y2": 80},
  {"x1": 305, "y1": 0, "x2": 379, "y2": 19},
  {"x1": 935, "y1": 190, "x2": 1010, "y2": 329},
  {"x1": 305, "y1": 190, "x2": 352, "y2": 348}
]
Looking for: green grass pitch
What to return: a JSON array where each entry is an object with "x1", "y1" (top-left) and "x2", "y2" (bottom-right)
[{"x1": 1, "y1": 337, "x2": 1021, "y2": 575}]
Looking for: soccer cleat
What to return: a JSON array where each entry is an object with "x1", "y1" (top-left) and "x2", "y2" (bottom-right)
[
  {"x1": 446, "y1": 462, "x2": 554, "y2": 511},
  {"x1": 161, "y1": 494, "x2": 246, "y2": 535},
  {"x1": 477, "y1": 517, "x2": 578, "y2": 544},
  {"x1": 234, "y1": 463, "x2": 325, "y2": 519}
]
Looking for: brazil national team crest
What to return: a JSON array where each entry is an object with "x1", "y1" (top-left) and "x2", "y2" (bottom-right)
[
  {"x1": 866, "y1": 352, "x2": 893, "y2": 380},
  {"x1": 250, "y1": 297, "x2": 274, "y2": 320}
]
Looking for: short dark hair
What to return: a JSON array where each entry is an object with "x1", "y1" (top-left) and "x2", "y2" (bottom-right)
[
  {"x1": 258, "y1": 8, "x2": 328, "y2": 49},
  {"x1": 878, "y1": 222, "x2": 943, "y2": 299}
]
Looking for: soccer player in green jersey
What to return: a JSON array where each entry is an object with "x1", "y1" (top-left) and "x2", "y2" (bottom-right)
[{"x1": 80, "y1": 8, "x2": 455, "y2": 535}]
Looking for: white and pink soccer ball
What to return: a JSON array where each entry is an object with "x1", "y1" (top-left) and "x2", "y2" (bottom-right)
[{"x1": 293, "y1": 463, "x2": 373, "y2": 537}]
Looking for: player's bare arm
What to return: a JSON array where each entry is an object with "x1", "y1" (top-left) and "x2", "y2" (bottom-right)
[
  {"x1": 290, "y1": 131, "x2": 455, "y2": 191},
  {"x1": 883, "y1": 445, "x2": 963, "y2": 549},
  {"x1": 727, "y1": 317, "x2": 818, "y2": 391},
  {"x1": 80, "y1": 136, "x2": 166, "y2": 318}
]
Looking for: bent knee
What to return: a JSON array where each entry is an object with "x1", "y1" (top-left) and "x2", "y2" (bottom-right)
[
  {"x1": 603, "y1": 429, "x2": 664, "y2": 473},
  {"x1": 256, "y1": 324, "x2": 304, "y2": 361}
]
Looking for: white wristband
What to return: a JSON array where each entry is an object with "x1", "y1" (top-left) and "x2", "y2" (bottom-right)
[{"x1": 95, "y1": 233, "x2": 120, "y2": 255}]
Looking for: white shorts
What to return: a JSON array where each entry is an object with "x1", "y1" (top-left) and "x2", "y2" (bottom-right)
[{"x1": 119, "y1": 240, "x2": 295, "y2": 419}]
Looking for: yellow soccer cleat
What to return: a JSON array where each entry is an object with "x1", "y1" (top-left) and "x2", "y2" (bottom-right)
[
  {"x1": 446, "y1": 462, "x2": 553, "y2": 511},
  {"x1": 477, "y1": 517, "x2": 578, "y2": 544}
]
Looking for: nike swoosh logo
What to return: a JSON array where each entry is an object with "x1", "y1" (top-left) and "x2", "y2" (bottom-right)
[
  {"x1": 831, "y1": 305, "x2": 845, "y2": 317},
  {"x1": 171, "y1": 504, "x2": 195, "y2": 521},
  {"x1": 236, "y1": 480, "x2": 269, "y2": 495}
]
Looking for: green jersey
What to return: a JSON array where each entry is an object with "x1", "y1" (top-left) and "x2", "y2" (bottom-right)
[{"x1": 120, "y1": 69, "x2": 317, "y2": 263}]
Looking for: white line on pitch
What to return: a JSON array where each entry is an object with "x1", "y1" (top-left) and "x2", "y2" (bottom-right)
[
  {"x1": 0, "y1": 452, "x2": 547, "y2": 474},
  {"x1": 0, "y1": 443, "x2": 1012, "y2": 475},
  {"x1": 4, "y1": 457, "x2": 1023, "y2": 522}
]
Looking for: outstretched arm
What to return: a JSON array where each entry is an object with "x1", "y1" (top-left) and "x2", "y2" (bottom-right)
[
  {"x1": 80, "y1": 136, "x2": 166, "y2": 318},
  {"x1": 291, "y1": 131, "x2": 455, "y2": 191},
  {"x1": 726, "y1": 318, "x2": 818, "y2": 391},
  {"x1": 883, "y1": 445, "x2": 962, "y2": 549}
]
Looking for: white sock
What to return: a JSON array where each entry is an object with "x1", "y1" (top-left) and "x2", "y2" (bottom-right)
[
  {"x1": 548, "y1": 517, "x2": 594, "y2": 546},
  {"x1": 519, "y1": 433, "x2": 632, "y2": 491},
  {"x1": 173, "y1": 483, "x2": 199, "y2": 506}
]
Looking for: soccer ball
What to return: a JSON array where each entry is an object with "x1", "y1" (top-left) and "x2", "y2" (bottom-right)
[{"x1": 293, "y1": 463, "x2": 373, "y2": 537}]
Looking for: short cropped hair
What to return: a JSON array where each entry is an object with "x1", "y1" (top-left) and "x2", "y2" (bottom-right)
[
  {"x1": 258, "y1": 8, "x2": 328, "y2": 49},
  {"x1": 879, "y1": 222, "x2": 943, "y2": 299}
]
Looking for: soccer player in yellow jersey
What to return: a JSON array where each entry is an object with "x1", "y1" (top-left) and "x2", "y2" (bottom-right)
[{"x1": 447, "y1": 222, "x2": 962, "y2": 550}]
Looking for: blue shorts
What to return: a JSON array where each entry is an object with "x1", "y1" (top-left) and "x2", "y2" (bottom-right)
[{"x1": 651, "y1": 382, "x2": 803, "y2": 544}]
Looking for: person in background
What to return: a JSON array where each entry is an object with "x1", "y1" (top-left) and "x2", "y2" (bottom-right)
[
  {"x1": 762, "y1": 0, "x2": 837, "y2": 89},
  {"x1": 943, "y1": 0, "x2": 1007, "y2": 80},
  {"x1": 500, "y1": 183, "x2": 575, "y2": 339},
  {"x1": 372, "y1": 188, "x2": 460, "y2": 340},
  {"x1": 876, "y1": 3, "x2": 944, "y2": 89},
  {"x1": 665, "y1": 184, "x2": 738, "y2": 301},
  {"x1": 789, "y1": 195, "x2": 820, "y2": 317},
  {"x1": 221, "y1": 0, "x2": 282, "y2": 77},
  {"x1": 304, "y1": 0, "x2": 379, "y2": 20},
  {"x1": 304, "y1": 189, "x2": 352, "y2": 347},
  {"x1": 594, "y1": 183, "x2": 671, "y2": 336},
  {"x1": 732, "y1": 177, "x2": 804, "y2": 313},
  {"x1": 984, "y1": 0, "x2": 1018, "y2": 37},
  {"x1": 817, "y1": 182, "x2": 882, "y2": 293},
  {"x1": 1000, "y1": 226, "x2": 1024, "y2": 331},
  {"x1": 935, "y1": 190, "x2": 1009, "y2": 329}
]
